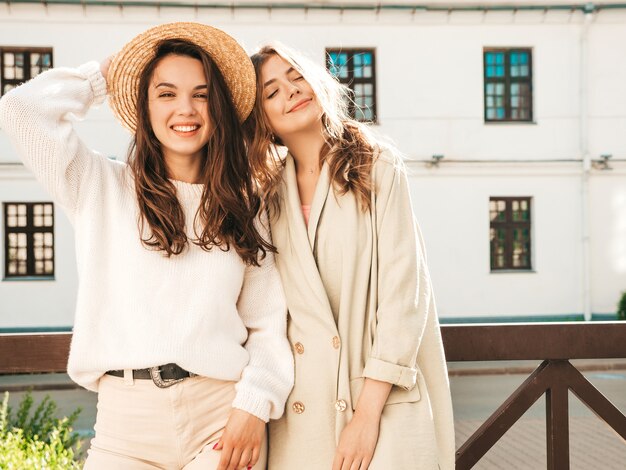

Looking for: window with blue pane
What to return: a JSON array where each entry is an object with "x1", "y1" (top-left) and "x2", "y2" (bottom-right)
[
  {"x1": 1, "y1": 47, "x2": 53, "y2": 96},
  {"x1": 483, "y1": 48, "x2": 532, "y2": 122},
  {"x1": 326, "y1": 48, "x2": 376, "y2": 122}
]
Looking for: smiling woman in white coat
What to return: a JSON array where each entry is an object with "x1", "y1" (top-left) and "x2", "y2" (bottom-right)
[{"x1": 245, "y1": 43, "x2": 455, "y2": 470}]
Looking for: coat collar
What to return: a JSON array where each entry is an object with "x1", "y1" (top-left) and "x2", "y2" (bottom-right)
[{"x1": 283, "y1": 152, "x2": 331, "y2": 250}]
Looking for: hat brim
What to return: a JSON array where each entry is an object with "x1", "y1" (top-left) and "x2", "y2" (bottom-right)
[{"x1": 108, "y1": 22, "x2": 255, "y2": 133}]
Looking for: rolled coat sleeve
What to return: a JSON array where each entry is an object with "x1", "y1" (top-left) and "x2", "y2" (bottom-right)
[{"x1": 362, "y1": 155, "x2": 431, "y2": 391}]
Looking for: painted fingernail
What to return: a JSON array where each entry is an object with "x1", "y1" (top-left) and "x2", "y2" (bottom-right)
[{"x1": 212, "y1": 442, "x2": 218, "y2": 450}]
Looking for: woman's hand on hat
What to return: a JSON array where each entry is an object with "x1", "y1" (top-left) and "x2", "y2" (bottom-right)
[
  {"x1": 213, "y1": 408, "x2": 265, "y2": 470},
  {"x1": 100, "y1": 55, "x2": 114, "y2": 83}
]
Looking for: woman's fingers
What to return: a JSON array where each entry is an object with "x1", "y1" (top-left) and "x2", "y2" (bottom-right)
[
  {"x1": 99, "y1": 55, "x2": 114, "y2": 84},
  {"x1": 235, "y1": 447, "x2": 254, "y2": 469},
  {"x1": 360, "y1": 455, "x2": 373, "y2": 470},
  {"x1": 332, "y1": 452, "x2": 344, "y2": 470},
  {"x1": 247, "y1": 445, "x2": 261, "y2": 469},
  {"x1": 215, "y1": 409, "x2": 265, "y2": 469},
  {"x1": 228, "y1": 447, "x2": 243, "y2": 470},
  {"x1": 349, "y1": 459, "x2": 362, "y2": 470},
  {"x1": 216, "y1": 443, "x2": 232, "y2": 470}
]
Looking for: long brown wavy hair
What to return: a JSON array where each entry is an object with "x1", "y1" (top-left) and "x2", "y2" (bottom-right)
[
  {"x1": 245, "y1": 44, "x2": 380, "y2": 216},
  {"x1": 128, "y1": 39, "x2": 274, "y2": 265}
]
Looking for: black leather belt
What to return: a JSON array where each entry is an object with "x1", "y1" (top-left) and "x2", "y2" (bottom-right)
[{"x1": 106, "y1": 363, "x2": 196, "y2": 388}]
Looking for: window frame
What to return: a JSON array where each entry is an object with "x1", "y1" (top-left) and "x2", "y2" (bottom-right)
[
  {"x1": 325, "y1": 47, "x2": 377, "y2": 123},
  {"x1": 0, "y1": 46, "x2": 53, "y2": 96},
  {"x1": 483, "y1": 47, "x2": 533, "y2": 123},
  {"x1": 3, "y1": 202, "x2": 55, "y2": 280},
  {"x1": 489, "y1": 196, "x2": 532, "y2": 271}
]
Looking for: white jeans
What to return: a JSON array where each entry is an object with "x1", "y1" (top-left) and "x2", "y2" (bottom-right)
[{"x1": 84, "y1": 373, "x2": 267, "y2": 470}]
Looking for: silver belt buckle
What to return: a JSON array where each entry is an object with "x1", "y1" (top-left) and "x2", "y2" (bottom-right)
[{"x1": 149, "y1": 366, "x2": 185, "y2": 388}]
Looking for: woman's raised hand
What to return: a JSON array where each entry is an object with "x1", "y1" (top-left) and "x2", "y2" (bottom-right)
[
  {"x1": 214, "y1": 408, "x2": 265, "y2": 470},
  {"x1": 99, "y1": 56, "x2": 114, "y2": 83}
]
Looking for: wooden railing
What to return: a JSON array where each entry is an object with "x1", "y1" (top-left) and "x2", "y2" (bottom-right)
[
  {"x1": 1, "y1": 322, "x2": 626, "y2": 469},
  {"x1": 443, "y1": 322, "x2": 626, "y2": 469}
]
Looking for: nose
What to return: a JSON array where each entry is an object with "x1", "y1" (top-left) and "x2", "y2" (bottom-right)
[
  {"x1": 288, "y1": 83, "x2": 301, "y2": 100},
  {"x1": 176, "y1": 95, "x2": 197, "y2": 116}
]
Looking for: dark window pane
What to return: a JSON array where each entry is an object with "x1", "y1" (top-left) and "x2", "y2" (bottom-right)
[
  {"x1": 490, "y1": 200, "x2": 506, "y2": 222},
  {"x1": 2, "y1": 48, "x2": 53, "y2": 97},
  {"x1": 4, "y1": 202, "x2": 55, "y2": 277},
  {"x1": 490, "y1": 197, "x2": 532, "y2": 270},
  {"x1": 35, "y1": 260, "x2": 44, "y2": 274}
]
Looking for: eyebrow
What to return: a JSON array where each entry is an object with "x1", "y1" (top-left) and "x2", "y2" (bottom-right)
[
  {"x1": 262, "y1": 67, "x2": 296, "y2": 89},
  {"x1": 154, "y1": 83, "x2": 208, "y2": 90}
]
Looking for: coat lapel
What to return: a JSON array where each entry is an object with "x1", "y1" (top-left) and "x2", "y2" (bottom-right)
[
  {"x1": 306, "y1": 158, "x2": 331, "y2": 249},
  {"x1": 283, "y1": 154, "x2": 334, "y2": 316}
]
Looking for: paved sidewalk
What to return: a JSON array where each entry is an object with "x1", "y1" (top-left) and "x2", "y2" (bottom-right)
[
  {"x1": 456, "y1": 415, "x2": 626, "y2": 469},
  {"x1": 450, "y1": 369, "x2": 626, "y2": 469}
]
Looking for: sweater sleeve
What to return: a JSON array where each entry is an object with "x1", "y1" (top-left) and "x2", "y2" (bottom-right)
[
  {"x1": 362, "y1": 154, "x2": 431, "y2": 390},
  {"x1": 231, "y1": 213, "x2": 294, "y2": 422},
  {"x1": 0, "y1": 62, "x2": 107, "y2": 215}
]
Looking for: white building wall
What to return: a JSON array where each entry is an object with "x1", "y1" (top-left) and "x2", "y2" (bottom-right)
[
  {"x1": 0, "y1": 166, "x2": 77, "y2": 327},
  {"x1": 589, "y1": 172, "x2": 626, "y2": 315},
  {"x1": 1, "y1": 2, "x2": 625, "y2": 326},
  {"x1": 409, "y1": 163, "x2": 585, "y2": 318}
]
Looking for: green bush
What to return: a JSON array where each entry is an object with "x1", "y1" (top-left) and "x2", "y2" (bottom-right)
[
  {"x1": 618, "y1": 291, "x2": 626, "y2": 321},
  {"x1": 0, "y1": 391, "x2": 84, "y2": 469}
]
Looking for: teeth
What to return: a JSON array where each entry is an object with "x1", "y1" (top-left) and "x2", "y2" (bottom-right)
[{"x1": 172, "y1": 125, "x2": 198, "y2": 132}]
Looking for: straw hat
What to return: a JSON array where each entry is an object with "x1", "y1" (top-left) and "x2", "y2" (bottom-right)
[{"x1": 107, "y1": 22, "x2": 255, "y2": 132}]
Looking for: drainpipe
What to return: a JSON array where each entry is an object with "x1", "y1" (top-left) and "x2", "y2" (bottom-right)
[{"x1": 580, "y1": 4, "x2": 593, "y2": 321}]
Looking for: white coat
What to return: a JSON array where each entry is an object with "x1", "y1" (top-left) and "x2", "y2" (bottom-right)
[{"x1": 268, "y1": 151, "x2": 455, "y2": 469}]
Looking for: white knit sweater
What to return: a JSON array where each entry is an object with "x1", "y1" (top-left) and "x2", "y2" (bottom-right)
[{"x1": 0, "y1": 62, "x2": 294, "y2": 422}]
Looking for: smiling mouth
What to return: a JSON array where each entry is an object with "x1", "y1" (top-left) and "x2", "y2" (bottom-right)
[
  {"x1": 171, "y1": 125, "x2": 200, "y2": 133},
  {"x1": 288, "y1": 99, "x2": 311, "y2": 113}
]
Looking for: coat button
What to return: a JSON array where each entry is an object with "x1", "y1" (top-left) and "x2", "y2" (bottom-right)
[
  {"x1": 294, "y1": 342, "x2": 304, "y2": 354},
  {"x1": 335, "y1": 399, "x2": 347, "y2": 412},
  {"x1": 292, "y1": 401, "x2": 305, "y2": 414},
  {"x1": 332, "y1": 336, "x2": 341, "y2": 349}
]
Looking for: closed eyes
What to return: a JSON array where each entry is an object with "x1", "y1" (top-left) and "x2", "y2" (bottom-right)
[{"x1": 265, "y1": 76, "x2": 305, "y2": 100}]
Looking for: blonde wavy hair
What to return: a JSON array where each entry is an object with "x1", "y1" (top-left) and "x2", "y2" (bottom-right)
[{"x1": 245, "y1": 43, "x2": 381, "y2": 217}]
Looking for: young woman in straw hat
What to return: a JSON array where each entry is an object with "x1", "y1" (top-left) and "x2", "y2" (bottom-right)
[
  {"x1": 245, "y1": 44, "x2": 455, "y2": 470},
  {"x1": 0, "y1": 23, "x2": 293, "y2": 469}
]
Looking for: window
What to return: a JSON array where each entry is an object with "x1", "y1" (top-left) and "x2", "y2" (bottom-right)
[
  {"x1": 489, "y1": 197, "x2": 531, "y2": 271},
  {"x1": 483, "y1": 48, "x2": 532, "y2": 122},
  {"x1": 1, "y1": 47, "x2": 53, "y2": 95},
  {"x1": 326, "y1": 49, "x2": 376, "y2": 122},
  {"x1": 4, "y1": 203, "x2": 55, "y2": 278}
]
